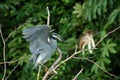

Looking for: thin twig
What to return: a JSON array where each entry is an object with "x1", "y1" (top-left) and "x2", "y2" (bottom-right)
[
  {"x1": 54, "y1": 46, "x2": 97, "y2": 70},
  {"x1": 72, "y1": 68, "x2": 84, "y2": 80},
  {"x1": 0, "y1": 19, "x2": 29, "y2": 80},
  {"x1": 73, "y1": 57, "x2": 117, "y2": 78},
  {"x1": 42, "y1": 47, "x2": 62, "y2": 80},
  {"x1": 0, "y1": 57, "x2": 25, "y2": 64},
  {"x1": 48, "y1": 74, "x2": 57, "y2": 80},
  {"x1": 46, "y1": 6, "x2": 50, "y2": 26},
  {"x1": 96, "y1": 26, "x2": 120, "y2": 46},
  {"x1": 84, "y1": 58, "x2": 117, "y2": 78},
  {"x1": 4, "y1": 63, "x2": 19, "y2": 80},
  {"x1": 0, "y1": 28, "x2": 6, "y2": 80},
  {"x1": 37, "y1": 66, "x2": 41, "y2": 80},
  {"x1": 0, "y1": 25, "x2": 24, "y2": 80},
  {"x1": 5, "y1": 26, "x2": 23, "y2": 42}
]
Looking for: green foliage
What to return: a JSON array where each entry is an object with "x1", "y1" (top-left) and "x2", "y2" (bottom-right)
[
  {"x1": 0, "y1": 0, "x2": 120, "y2": 80},
  {"x1": 73, "y1": 0, "x2": 110, "y2": 21},
  {"x1": 104, "y1": 8, "x2": 120, "y2": 29},
  {"x1": 101, "y1": 40, "x2": 117, "y2": 57},
  {"x1": 91, "y1": 39, "x2": 117, "y2": 74}
]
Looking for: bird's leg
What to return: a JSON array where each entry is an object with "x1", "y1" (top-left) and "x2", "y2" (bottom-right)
[
  {"x1": 38, "y1": 63, "x2": 48, "y2": 72},
  {"x1": 29, "y1": 55, "x2": 35, "y2": 61},
  {"x1": 38, "y1": 63, "x2": 57, "y2": 74},
  {"x1": 42, "y1": 64, "x2": 57, "y2": 74},
  {"x1": 37, "y1": 66, "x2": 41, "y2": 80},
  {"x1": 43, "y1": 64, "x2": 57, "y2": 74},
  {"x1": 44, "y1": 65, "x2": 48, "y2": 73}
]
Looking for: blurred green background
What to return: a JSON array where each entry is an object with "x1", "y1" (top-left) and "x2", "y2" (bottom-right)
[{"x1": 0, "y1": 0, "x2": 120, "y2": 80}]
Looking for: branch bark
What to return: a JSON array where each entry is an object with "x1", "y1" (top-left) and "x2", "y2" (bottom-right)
[
  {"x1": 72, "y1": 68, "x2": 84, "y2": 80},
  {"x1": 96, "y1": 26, "x2": 120, "y2": 46},
  {"x1": 0, "y1": 25, "x2": 24, "y2": 80},
  {"x1": 0, "y1": 28, "x2": 6, "y2": 80},
  {"x1": 4, "y1": 63, "x2": 19, "y2": 80},
  {"x1": 0, "y1": 57, "x2": 25, "y2": 64},
  {"x1": 46, "y1": 6, "x2": 50, "y2": 26},
  {"x1": 73, "y1": 57, "x2": 117, "y2": 78},
  {"x1": 54, "y1": 45, "x2": 97, "y2": 70}
]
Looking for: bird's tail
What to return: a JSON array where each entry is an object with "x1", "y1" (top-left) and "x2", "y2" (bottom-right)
[{"x1": 28, "y1": 55, "x2": 38, "y2": 70}]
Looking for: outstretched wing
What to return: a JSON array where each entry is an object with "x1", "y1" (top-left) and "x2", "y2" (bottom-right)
[
  {"x1": 22, "y1": 25, "x2": 57, "y2": 69},
  {"x1": 22, "y1": 25, "x2": 52, "y2": 55},
  {"x1": 22, "y1": 25, "x2": 51, "y2": 42}
]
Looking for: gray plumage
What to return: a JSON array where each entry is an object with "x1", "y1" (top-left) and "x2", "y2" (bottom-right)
[{"x1": 22, "y1": 25, "x2": 61, "y2": 69}]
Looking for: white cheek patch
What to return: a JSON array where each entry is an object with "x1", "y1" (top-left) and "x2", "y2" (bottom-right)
[{"x1": 47, "y1": 37, "x2": 51, "y2": 43}]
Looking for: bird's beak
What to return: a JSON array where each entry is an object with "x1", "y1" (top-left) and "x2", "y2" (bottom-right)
[{"x1": 57, "y1": 35, "x2": 65, "y2": 42}]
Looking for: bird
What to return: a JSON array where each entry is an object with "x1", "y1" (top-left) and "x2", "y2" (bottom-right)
[{"x1": 22, "y1": 25, "x2": 64, "y2": 69}]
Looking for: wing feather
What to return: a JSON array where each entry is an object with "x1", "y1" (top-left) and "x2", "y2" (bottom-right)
[
  {"x1": 22, "y1": 25, "x2": 51, "y2": 55},
  {"x1": 22, "y1": 25, "x2": 51, "y2": 42},
  {"x1": 22, "y1": 25, "x2": 56, "y2": 69}
]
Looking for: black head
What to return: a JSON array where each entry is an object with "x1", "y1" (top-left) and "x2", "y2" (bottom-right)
[{"x1": 50, "y1": 33, "x2": 64, "y2": 42}]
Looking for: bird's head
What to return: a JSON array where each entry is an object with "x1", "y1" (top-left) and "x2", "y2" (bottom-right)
[{"x1": 50, "y1": 33, "x2": 64, "y2": 42}]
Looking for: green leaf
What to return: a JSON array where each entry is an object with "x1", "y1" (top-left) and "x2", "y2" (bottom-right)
[
  {"x1": 108, "y1": 43, "x2": 117, "y2": 47},
  {"x1": 102, "y1": 48, "x2": 109, "y2": 57},
  {"x1": 100, "y1": 30, "x2": 106, "y2": 38},
  {"x1": 97, "y1": 2, "x2": 102, "y2": 15},
  {"x1": 73, "y1": 3, "x2": 83, "y2": 18},
  {"x1": 101, "y1": 39, "x2": 117, "y2": 56},
  {"x1": 108, "y1": 47, "x2": 117, "y2": 54},
  {"x1": 100, "y1": 60, "x2": 105, "y2": 69},
  {"x1": 104, "y1": 9, "x2": 120, "y2": 29},
  {"x1": 102, "y1": 0, "x2": 107, "y2": 12},
  {"x1": 91, "y1": 64, "x2": 99, "y2": 73},
  {"x1": 103, "y1": 58, "x2": 111, "y2": 64}
]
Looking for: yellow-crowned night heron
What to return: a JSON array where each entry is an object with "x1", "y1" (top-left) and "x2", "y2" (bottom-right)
[{"x1": 22, "y1": 25, "x2": 63, "y2": 69}]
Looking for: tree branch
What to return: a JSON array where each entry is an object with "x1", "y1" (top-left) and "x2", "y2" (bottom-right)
[
  {"x1": 96, "y1": 26, "x2": 120, "y2": 46},
  {"x1": 84, "y1": 58, "x2": 117, "y2": 78},
  {"x1": 46, "y1": 6, "x2": 50, "y2": 26},
  {"x1": 72, "y1": 68, "x2": 84, "y2": 80},
  {"x1": 5, "y1": 26, "x2": 23, "y2": 42},
  {"x1": 4, "y1": 63, "x2": 19, "y2": 80},
  {"x1": 54, "y1": 45, "x2": 97, "y2": 70},
  {"x1": 0, "y1": 25, "x2": 24, "y2": 80},
  {"x1": 73, "y1": 57, "x2": 117, "y2": 78},
  {"x1": 0, "y1": 57, "x2": 25, "y2": 64},
  {"x1": 0, "y1": 28, "x2": 6, "y2": 80}
]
